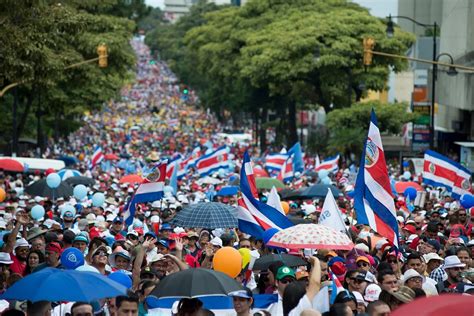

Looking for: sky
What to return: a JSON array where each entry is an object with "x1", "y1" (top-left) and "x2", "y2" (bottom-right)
[{"x1": 145, "y1": 0, "x2": 398, "y2": 17}]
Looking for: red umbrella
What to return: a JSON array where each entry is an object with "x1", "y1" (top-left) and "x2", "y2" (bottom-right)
[
  {"x1": 394, "y1": 181, "x2": 423, "y2": 194},
  {"x1": 0, "y1": 159, "x2": 24, "y2": 172},
  {"x1": 253, "y1": 166, "x2": 269, "y2": 178},
  {"x1": 105, "y1": 154, "x2": 120, "y2": 161},
  {"x1": 391, "y1": 294, "x2": 474, "y2": 316},
  {"x1": 119, "y1": 174, "x2": 144, "y2": 184}
]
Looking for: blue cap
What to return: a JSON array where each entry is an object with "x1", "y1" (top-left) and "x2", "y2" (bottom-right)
[
  {"x1": 161, "y1": 223, "x2": 172, "y2": 231},
  {"x1": 144, "y1": 232, "x2": 157, "y2": 239},
  {"x1": 113, "y1": 217, "x2": 123, "y2": 223},
  {"x1": 328, "y1": 256, "x2": 346, "y2": 266},
  {"x1": 157, "y1": 239, "x2": 169, "y2": 249}
]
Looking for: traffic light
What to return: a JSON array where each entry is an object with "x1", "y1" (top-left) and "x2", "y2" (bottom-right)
[
  {"x1": 97, "y1": 44, "x2": 108, "y2": 68},
  {"x1": 363, "y1": 37, "x2": 375, "y2": 66}
]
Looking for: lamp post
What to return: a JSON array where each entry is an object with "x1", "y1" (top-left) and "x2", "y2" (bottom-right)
[{"x1": 386, "y1": 15, "x2": 438, "y2": 149}]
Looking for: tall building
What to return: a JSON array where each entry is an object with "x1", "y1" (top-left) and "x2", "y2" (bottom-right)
[{"x1": 164, "y1": 0, "x2": 246, "y2": 23}]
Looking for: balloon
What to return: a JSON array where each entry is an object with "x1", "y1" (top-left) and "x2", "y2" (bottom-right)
[
  {"x1": 46, "y1": 173, "x2": 61, "y2": 189},
  {"x1": 0, "y1": 188, "x2": 5, "y2": 203},
  {"x1": 61, "y1": 247, "x2": 84, "y2": 270},
  {"x1": 321, "y1": 177, "x2": 331, "y2": 185},
  {"x1": 213, "y1": 247, "x2": 242, "y2": 278},
  {"x1": 281, "y1": 201, "x2": 290, "y2": 215},
  {"x1": 239, "y1": 248, "x2": 251, "y2": 269},
  {"x1": 263, "y1": 228, "x2": 280, "y2": 244},
  {"x1": 92, "y1": 192, "x2": 105, "y2": 207},
  {"x1": 31, "y1": 205, "x2": 45, "y2": 220},
  {"x1": 61, "y1": 204, "x2": 76, "y2": 217},
  {"x1": 404, "y1": 187, "x2": 417, "y2": 200},
  {"x1": 76, "y1": 265, "x2": 100, "y2": 273},
  {"x1": 460, "y1": 194, "x2": 474, "y2": 209},
  {"x1": 73, "y1": 184, "x2": 88, "y2": 200},
  {"x1": 402, "y1": 171, "x2": 411, "y2": 180},
  {"x1": 45, "y1": 168, "x2": 55, "y2": 176},
  {"x1": 218, "y1": 168, "x2": 226, "y2": 178},
  {"x1": 318, "y1": 169, "x2": 329, "y2": 179},
  {"x1": 109, "y1": 271, "x2": 132, "y2": 289}
]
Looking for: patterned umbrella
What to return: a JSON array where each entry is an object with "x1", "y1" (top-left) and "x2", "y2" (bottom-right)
[
  {"x1": 57, "y1": 169, "x2": 81, "y2": 180},
  {"x1": 255, "y1": 177, "x2": 285, "y2": 190},
  {"x1": 266, "y1": 224, "x2": 354, "y2": 250},
  {"x1": 172, "y1": 202, "x2": 238, "y2": 229}
]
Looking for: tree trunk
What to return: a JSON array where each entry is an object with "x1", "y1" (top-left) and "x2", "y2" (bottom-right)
[
  {"x1": 16, "y1": 91, "x2": 34, "y2": 143},
  {"x1": 259, "y1": 107, "x2": 267, "y2": 153},
  {"x1": 287, "y1": 101, "x2": 298, "y2": 147},
  {"x1": 11, "y1": 88, "x2": 18, "y2": 156}
]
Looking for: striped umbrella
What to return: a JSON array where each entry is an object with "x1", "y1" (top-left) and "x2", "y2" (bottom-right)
[{"x1": 57, "y1": 169, "x2": 81, "y2": 180}]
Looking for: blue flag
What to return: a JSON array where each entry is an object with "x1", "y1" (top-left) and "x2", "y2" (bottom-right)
[{"x1": 288, "y1": 142, "x2": 304, "y2": 172}]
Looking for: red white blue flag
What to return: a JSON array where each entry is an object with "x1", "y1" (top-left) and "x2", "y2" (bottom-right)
[
  {"x1": 423, "y1": 150, "x2": 472, "y2": 199},
  {"x1": 354, "y1": 110, "x2": 399, "y2": 247},
  {"x1": 315, "y1": 154, "x2": 340, "y2": 172},
  {"x1": 277, "y1": 155, "x2": 294, "y2": 183},
  {"x1": 124, "y1": 162, "x2": 167, "y2": 226},
  {"x1": 265, "y1": 153, "x2": 289, "y2": 172},
  {"x1": 237, "y1": 152, "x2": 293, "y2": 238},
  {"x1": 195, "y1": 146, "x2": 229, "y2": 177},
  {"x1": 89, "y1": 146, "x2": 104, "y2": 170},
  {"x1": 166, "y1": 154, "x2": 183, "y2": 179}
]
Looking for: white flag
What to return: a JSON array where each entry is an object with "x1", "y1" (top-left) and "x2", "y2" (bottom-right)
[
  {"x1": 267, "y1": 186, "x2": 285, "y2": 215},
  {"x1": 319, "y1": 188, "x2": 346, "y2": 233},
  {"x1": 315, "y1": 154, "x2": 321, "y2": 169}
]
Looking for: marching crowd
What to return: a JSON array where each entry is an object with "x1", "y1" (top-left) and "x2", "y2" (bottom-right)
[{"x1": 0, "y1": 39, "x2": 472, "y2": 316}]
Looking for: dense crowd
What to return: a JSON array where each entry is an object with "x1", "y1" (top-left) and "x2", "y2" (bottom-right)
[{"x1": 0, "y1": 39, "x2": 472, "y2": 316}]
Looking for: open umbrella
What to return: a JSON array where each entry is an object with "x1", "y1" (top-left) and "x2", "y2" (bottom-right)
[
  {"x1": 390, "y1": 294, "x2": 473, "y2": 316},
  {"x1": 149, "y1": 268, "x2": 243, "y2": 299},
  {"x1": 267, "y1": 224, "x2": 354, "y2": 250},
  {"x1": 297, "y1": 184, "x2": 341, "y2": 199},
  {"x1": 0, "y1": 158, "x2": 24, "y2": 172},
  {"x1": 0, "y1": 267, "x2": 127, "y2": 302},
  {"x1": 119, "y1": 174, "x2": 144, "y2": 184},
  {"x1": 253, "y1": 253, "x2": 307, "y2": 271},
  {"x1": 105, "y1": 153, "x2": 120, "y2": 161},
  {"x1": 172, "y1": 202, "x2": 238, "y2": 229},
  {"x1": 253, "y1": 166, "x2": 269, "y2": 178},
  {"x1": 216, "y1": 186, "x2": 239, "y2": 197},
  {"x1": 58, "y1": 156, "x2": 79, "y2": 166},
  {"x1": 197, "y1": 177, "x2": 222, "y2": 185},
  {"x1": 280, "y1": 188, "x2": 306, "y2": 200},
  {"x1": 394, "y1": 181, "x2": 423, "y2": 194},
  {"x1": 25, "y1": 179, "x2": 73, "y2": 199},
  {"x1": 255, "y1": 177, "x2": 285, "y2": 190},
  {"x1": 57, "y1": 169, "x2": 81, "y2": 180},
  {"x1": 65, "y1": 176, "x2": 96, "y2": 187}
]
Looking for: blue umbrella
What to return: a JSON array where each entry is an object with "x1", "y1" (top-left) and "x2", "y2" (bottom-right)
[
  {"x1": 59, "y1": 156, "x2": 79, "y2": 166},
  {"x1": 171, "y1": 202, "x2": 238, "y2": 229},
  {"x1": 57, "y1": 169, "x2": 81, "y2": 180},
  {"x1": 1, "y1": 268, "x2": 127, "y2": 302},
  {"x1": 216, "y1": 186, "x2": 239, "y2": 197}
]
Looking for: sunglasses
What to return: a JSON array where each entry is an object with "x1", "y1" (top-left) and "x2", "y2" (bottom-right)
[
  {"x1": 449, "y1": 267, "x2": 463, "y2": 271},
  {"x1": 279, "y1": 279, "x2": 294, "y2": 284},
  {"x1": 94, "y1": 251, "x2": 107, "y2": 257},
  {"x1": 349, "y1": 278, "x2": 365, "y2": 284},
  {"x1": 128, "y1": 235, "x2": 138, "y2": 240},
  {"x1": 357, "y1": 262, "x2": 369, "y2": 267}
]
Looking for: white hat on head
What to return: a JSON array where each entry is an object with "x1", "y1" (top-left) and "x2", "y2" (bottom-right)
[
  {"x1": 210, "y1": 237, "x2": 223, "y2": 248},
  {"x1": 364, "y1": 284, "x2": 382, "y2": 303},
  {"x1": 444, "y1": 255, "x2": 466, "y2": 269},
  {"x1": 14, "y1": 238, "x2": 29, "y2": 250},
  {"x1": 402, "y1": 269, "x2": 424, "y2": 284},
  {"x1": 423, "y1": 253, "x2": 444, "y2": 263}
]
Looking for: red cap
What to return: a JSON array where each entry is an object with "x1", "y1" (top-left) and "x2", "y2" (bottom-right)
[
  {"x1": 45, "y1": 242, "x2": 63, "y2": 254},
  {"x1": 403, "y1": 225, "x2": 416, "y2": 235}
]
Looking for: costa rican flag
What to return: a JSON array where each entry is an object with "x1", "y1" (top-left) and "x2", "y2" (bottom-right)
[
  {"x1": 195, "y1": 146, "x2": 229, "y2": 177},
  {"x1": 265, "y1": 153, "x2": 289, "y2": 172},
  {"x1": 423, "y1": 150, "x2": 472, "y2": 199},
  {"x1": 354, "y1": 110, "x2": 399, "y2": 247},
  {"x1": 89, "y1": 146, "x2": 104, "y2": 169},
  {"x1": 277, "y1": 156, "x2": 294, "y2": 183},
  {"x1": 166, "y1": 154, "x2": 183, "y2": 179},
  {"x1": 185, "y1": 147, "x2": 202, "y2": 169},
  {"x1": 315, "y1": 154, "x2": 340, "y2": 172},
  {"x1": 237, "y1": 152, "x2": 293, "y2": 238},
  {"x1": 124, "y1": 162, "x2": 167, "y2": 226}
]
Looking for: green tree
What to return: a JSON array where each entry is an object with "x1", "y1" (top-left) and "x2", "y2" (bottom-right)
[
  {"x1": 0, "y1": 0, "x2": 136, "y2": 154},
  {"x1": 325, "y1": 101, "x2": 418, "y2": 156}
]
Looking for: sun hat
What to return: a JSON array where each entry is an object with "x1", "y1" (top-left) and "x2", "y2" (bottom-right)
[
  {"x1": 356, "y1": 256, "x2": 370, "y2": 265},
  {"x1": 149, "y1": 253, "x2": 165, "y2": 263},
  {"x1": 352, "y1": 291, "x2": 365, "y2": 305},
  {"x1": 0, "y1": 252, "x2": 14, "y2": 265},
  {"x1": 209, "y1": 237, "x2": 223, "y2": 248},
  {"x1": 391, "y1": 286, "x2": 415, "y2": 303},
  {"x1": 402, "y1": 269, "x2": 424, "y2": 284},
  {"x1": 276, "y1": 266, "x2": 296, "y2": 280},
  {"x1": 228, "y1": 288, "x2": 253, "y2": 299},
  {"x1": 26, "y1": 227, "x2": 47, "y2": 241},
  {"x1": 423, "y1": 253, "x2": 444, "y2": 263},
  {"x1": 14, "y1": 238, "x2": 29, "y2": 250},
  {"x1": 443, "y1": 255, "x2": 466, "y2": 269}
]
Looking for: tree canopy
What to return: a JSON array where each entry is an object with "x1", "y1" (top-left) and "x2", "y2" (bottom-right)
[
  {"x1": 146, "y1": 0, "x2": 415, "y2": 149},
  {"x1": 0, "y1": 0, "x2": 137, "y2": 154}
]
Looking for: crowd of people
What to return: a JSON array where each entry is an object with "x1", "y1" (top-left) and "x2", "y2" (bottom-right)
[{"x1": 0, "y1": 39, "x2": 472, "y2": 316}]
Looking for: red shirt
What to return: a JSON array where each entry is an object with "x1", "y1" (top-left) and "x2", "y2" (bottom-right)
[{"x1": 10, "y1": 254, "x2": 26, "y2": 275}]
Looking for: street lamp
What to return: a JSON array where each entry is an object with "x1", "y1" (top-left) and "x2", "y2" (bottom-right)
[
  {"x1": 436, "y1": 53, "x2": 458, "y2": 76},
  {"x1": 386, "y1": 14, "x2": 438, "y2": 149}
]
